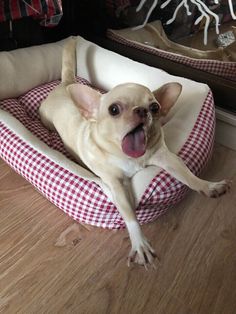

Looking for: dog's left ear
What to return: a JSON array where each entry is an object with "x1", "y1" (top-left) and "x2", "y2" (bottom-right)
[
  {"x1": 153, "y1": 82, "x2": 182, "y2": 116},
  {"x1": 67, "y1": 83, "x2": 101, "y2": 119}
]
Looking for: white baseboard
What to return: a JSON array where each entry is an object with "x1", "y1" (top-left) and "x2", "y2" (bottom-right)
[{"x1": 215, "y1": 108, "x2": 236, "y2": 151}]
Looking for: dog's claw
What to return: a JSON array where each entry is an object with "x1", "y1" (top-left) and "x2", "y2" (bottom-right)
[
  {"x1": 127, "y1": 240, "x2": 157, "y2": 270},
  {"x1": 201, "y1": 179, "x2": 231, "y2": 198}
]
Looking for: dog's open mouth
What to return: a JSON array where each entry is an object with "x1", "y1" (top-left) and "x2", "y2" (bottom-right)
[{"x1": 121, "y1": 124, "x2": 146, "y2": 158}]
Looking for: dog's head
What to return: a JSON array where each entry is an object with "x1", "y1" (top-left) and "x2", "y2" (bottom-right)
[{"x1": 67, "y1": 82, "x2": 182, "y2": 158}]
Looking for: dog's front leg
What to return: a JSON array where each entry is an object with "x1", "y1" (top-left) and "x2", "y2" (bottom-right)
[
  {"x1": 149, "y1": 145, "x2": 230, "y2": 197},
  {"x1": 104, "y1": 176, "x2": 156, "y2": 268}
]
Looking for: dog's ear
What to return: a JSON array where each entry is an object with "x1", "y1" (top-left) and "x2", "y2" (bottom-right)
[
  {"x1": 153, "y1": 83, "x2": 182, "y2": 116},
  {"x1": 67, "y1": 84, "x2": 101, "y2": 119}
]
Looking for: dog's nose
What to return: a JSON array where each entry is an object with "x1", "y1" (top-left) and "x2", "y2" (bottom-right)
[{"x1": 133, "y1": 107, "x2": 148, "y2": 118}]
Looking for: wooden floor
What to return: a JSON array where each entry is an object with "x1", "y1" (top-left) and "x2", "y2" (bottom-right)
[{"x1": 0, "y1": 143, "x2": 236, "y2": 314}]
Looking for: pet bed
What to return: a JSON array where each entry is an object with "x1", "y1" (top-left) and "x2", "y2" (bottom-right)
[
  {"x1": 107, "y1": 21, "x2": 236, "y2": 82},
  {"x1": 0, "y1": 36, "x2": 215, "y2": 229}
]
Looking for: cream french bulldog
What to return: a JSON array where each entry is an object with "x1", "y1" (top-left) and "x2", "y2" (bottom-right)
[{"x1": 39, "y1": 38, "x2": 230, "y2": 268}]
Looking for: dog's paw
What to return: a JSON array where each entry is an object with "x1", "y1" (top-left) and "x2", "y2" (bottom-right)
[
  {"x1": 201, "y1": 179, "x2": 231, "y2": 198},
  {"x1": 127, "y1": 238, "x2": 157, "y2": 270}
]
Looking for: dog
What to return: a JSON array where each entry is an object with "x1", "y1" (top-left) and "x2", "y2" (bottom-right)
[{"x1": 39, "y1": 38, "x2": 230, "y2": 268}]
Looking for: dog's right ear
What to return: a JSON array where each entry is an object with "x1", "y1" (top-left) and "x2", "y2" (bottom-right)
[
  {"x1": 153, "y1": 82, "x2": 182, "y2": 116},
  {"x1": 67, "y1": 84, "x2": 101, "y2": 120}
]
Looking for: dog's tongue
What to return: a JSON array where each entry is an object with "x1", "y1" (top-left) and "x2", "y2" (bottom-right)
[{"x1": 122, "y1": 125, "x2": 146, "y2": 158}]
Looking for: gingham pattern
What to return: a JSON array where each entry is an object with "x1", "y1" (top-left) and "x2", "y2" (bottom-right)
[
  {"x1": 1, "y1": 77, "x2": 92, "y2": 160},
  {"x1": 107, "y1": 30, "x2": 236, "y2": 82},
  {"x1": 0, "y1": 79, "x2": 215, "y2": 229}
]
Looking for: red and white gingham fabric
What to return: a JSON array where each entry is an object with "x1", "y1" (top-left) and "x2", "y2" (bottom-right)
[
  {"x1": 107, "y1": 30, "x2": 236, "y2": 82},
  {"x1": 0, "y1": 78, "x2": 215, "y2": 229}
]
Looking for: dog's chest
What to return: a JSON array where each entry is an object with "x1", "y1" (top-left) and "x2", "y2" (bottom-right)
[{"x1": 108, "y1": 155, "x2": 144, "y2": 178}]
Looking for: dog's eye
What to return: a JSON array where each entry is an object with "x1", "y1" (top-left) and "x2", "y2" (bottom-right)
[
  {"x1": 108, "y1": 103, "x2": 121, "y2": 116},
  {"x1": 149, "y1": 102, "x2": 160, "y2": 115}
]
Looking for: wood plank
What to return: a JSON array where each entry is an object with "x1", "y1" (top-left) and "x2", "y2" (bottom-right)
[{"x1": 0, "y1": 143, "x2": 236, "y2": 313}]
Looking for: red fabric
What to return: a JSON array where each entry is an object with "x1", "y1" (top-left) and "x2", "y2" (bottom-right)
[
  {"x1": 0, "y1": 78, "x2": 215, "y2": 229},
  {"x1": 0, "y1": 0, "x2": 62, "y2": 27}
]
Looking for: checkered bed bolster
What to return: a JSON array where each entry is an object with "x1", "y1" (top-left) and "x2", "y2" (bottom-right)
[
  {"x1": 107, "y1": 30, "x2": 236, "y2": 82},
  {"x1": 0, "y1": 78, "x2": 215, "y2": 229}
]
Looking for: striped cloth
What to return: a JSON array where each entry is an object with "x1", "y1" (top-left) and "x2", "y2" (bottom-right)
[{"x1": 0, "y1": 0, "x2": 62, "y2": 27}]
